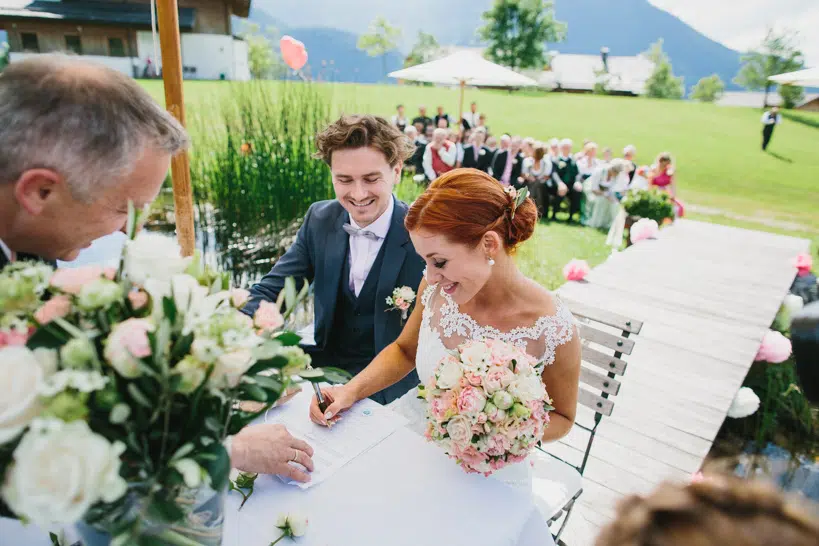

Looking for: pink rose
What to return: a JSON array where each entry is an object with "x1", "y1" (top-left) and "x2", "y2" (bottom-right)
[
  {"x1": 399, "y1": 301, "x2": 411, "y2": 311},
  {"x1": 0, "y1": 329, "x2": 31, "y2": 348},
  {"x1": 483, "y1": 367, "x2": 513, "y2": 394},
  {"x1": 465, "y1": 372, "x2": 482, "y2": 387},
  {"x1": 104, "y1": 318, "x2": 153, "y2": 378},
  {"x1": 34, "y1": 295, "x2": 72, "y2": 324},
  {"x1": 429, "y1": 390, "x2": 457, "y2": 422},
  {"x1": 394, "y1": 297, "x2": 405, "y2": 308},
  {"x1": 230, "y1": 288, "x2": 250, "y2": 308},
  {"x1": 254, "y1": 301, "x2": 284, "y2": 331},
  {"x1": 127, "y1": 291, "x2": 149, "y2": 310},
  {"x1": 485, "y1": 433, "x2": 511, "y2": 457},
  {"x1": 457, "y1": 386, "x2": 487, "y2": 416},
  {"x1": 458, "y1": 445, "x2": 488, "y2": 468},
  {"x1": 50, "y1": 266, "x2": 115, "y2": 295}
]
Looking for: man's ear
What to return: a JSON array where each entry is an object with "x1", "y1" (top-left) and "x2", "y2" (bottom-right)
[{"x1": 14, "y1": 169, "x2": 63, "y2": 215}]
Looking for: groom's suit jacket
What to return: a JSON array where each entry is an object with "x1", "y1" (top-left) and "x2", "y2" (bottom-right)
[{"x1": 244, "y1": 197, "x2": 425, "y2": 403}]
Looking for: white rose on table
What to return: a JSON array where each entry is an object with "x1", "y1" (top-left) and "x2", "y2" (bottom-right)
[
  {"x1": 435, "y1": 354, "x2": 463, "y2": 389},
  {"x1": 276, "y1": 512, "x2": 309, "y2": 538},
  {"x1": 124, "y1": 232, "x2": 191, "y2": 286},
  {"x1": 2, "y1": 419, "x2": 127, "y2": 527},
  {"x1": 0, "y1": 346, "x2": 50, "y2": 444},
  {"x1": 508, "y1": 374, "x2": 546, "y2": 404},
  {"x1": 445, "y1": 415, "x2": 472, "y2": 450}
]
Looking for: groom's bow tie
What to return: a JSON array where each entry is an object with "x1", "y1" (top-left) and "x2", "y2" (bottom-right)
[{"x1": 343, "y1": 223, "x2": 380, "y2": 241}]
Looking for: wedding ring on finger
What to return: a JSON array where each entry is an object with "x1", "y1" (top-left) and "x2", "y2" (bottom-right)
[{"x1": 290, "y1": 449, "x2": 298, "y2": 462}]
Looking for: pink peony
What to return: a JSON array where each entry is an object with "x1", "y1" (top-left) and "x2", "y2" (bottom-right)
[
  {"x1": 230, "y1": 288, "x2": 250, "y2": 308},
  {"x1": 465, "y1": 372, "x2": 483, "y2": 387},
  {"x1": 755, "y1": 329, "x2": 791, "y2": 364},
  {"x1": 485, "y1": 433, "x2": 511, "y2": 457},
  {"x1": 630, "y1": 218, "x2": 659, "y2": 244},
  {"x1": 34, "y1": 295, "x2": 72, "y2": 324},
  {"x1": 127, "y1": 291, "x2": 149, "y2": 310},
  {"x1": 562, "y1": 259, "x2": 591, "y2": 282},
  {"x1": 429, "y1": 390, "x2": 457, "y2": 422},
  {"x1": 254, "y1": 301, "x2": 284, "y2": 331},
  {"x1": 0, "y1": 328, "x2": 31, "y2": 347},
  {"x1": 458, "y1": 445, "x2": 488, "y2": 468},
  {"x1": 793, "y1": 253, "x2": 813, "y2": 277},
  {"x1": 457, "y1": 386, "x2": 487, "y2": 416},
  {"x1": 483, "y1": 367, "x2": 514, "y2": 394},
  {"x1": 104, "y1": 318, "x2": 154, "y2": 378},
  {"x1": 50, "y1": 266, "x2": 116, "y2": 295},
  {"x1": 476, "y1": 412, "x2": 488, "y2": 425},
  {"x1": 490, "y1": 458, "x2": 507, "y2": 471}
]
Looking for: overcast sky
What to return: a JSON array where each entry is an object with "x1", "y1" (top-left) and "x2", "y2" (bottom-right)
[{"x1": 649, "y1": 0, "x2": 819, "y2": 65}]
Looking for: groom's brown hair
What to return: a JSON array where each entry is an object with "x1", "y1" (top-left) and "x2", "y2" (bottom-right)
[{"x1": 315, "y1": 114, "x2": 414, "y2": 167}]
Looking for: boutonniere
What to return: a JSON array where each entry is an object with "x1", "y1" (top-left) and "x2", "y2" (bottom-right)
[
  {"x1": 386, "y1": 286, "x2": 416, "y2": 321},
  {"x1": 559, "y1": 161, "x2": 566, "y2": 169},
  {"x1": 479, "y1": 149, "x2": 486, "y2": 155},
  {"x1": 512, "y1": 158, "x2": 518, "y2": 165}
]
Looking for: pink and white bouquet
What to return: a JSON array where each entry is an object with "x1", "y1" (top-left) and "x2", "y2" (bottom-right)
[{"x1": 419, "y1": 339, "x2": 553, "y2": 476}]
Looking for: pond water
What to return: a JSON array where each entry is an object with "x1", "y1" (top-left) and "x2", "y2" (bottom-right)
[{"x1": 735, "y1": 444, "x2": 819, "y2": 509}]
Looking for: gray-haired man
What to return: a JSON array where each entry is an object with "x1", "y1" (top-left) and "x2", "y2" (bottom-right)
[{"x1": 0, "y1": 55, "x2": 314, "y2": 484}]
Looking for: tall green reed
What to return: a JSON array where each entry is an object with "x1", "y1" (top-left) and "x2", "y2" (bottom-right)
[{"x1": 188, "y1": 82, "x2": 333, "y2": 284}]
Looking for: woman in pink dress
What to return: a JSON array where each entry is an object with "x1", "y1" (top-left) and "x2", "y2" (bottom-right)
[{"x1": 649, "y1": 152, "x2": 684, "y2": 217}]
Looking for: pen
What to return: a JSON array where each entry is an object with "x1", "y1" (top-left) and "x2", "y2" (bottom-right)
[{"x1": 312, "y1": 382, "x2": 328, "y2": 414}]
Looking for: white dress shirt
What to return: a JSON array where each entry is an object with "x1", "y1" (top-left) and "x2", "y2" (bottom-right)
[
  {"x1": 463, "y1": 111, "x2": 480, "y2": 128},
  {"x1": 0, "y1": 238, "x2": 13, "y2": 263},
  {"x1": 761, "y1": 112, "x2": 781, "y2": 125},
  {"x1": 348, "y1": 197, "x2": 394, "y2": 297}
]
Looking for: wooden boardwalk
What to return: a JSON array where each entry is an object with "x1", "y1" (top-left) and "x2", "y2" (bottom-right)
[{"x1": 548, "y1": 219, "x2": 810, "y2": 545}]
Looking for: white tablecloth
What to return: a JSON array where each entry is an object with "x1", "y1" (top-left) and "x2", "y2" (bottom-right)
[{"x1": 1, "y1": 393, "x2": 554, "y2": 546}]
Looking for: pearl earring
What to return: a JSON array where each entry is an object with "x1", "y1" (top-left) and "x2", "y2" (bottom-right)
[{"x1": 488, "y1": 257, "x2": 495, "y2": 266}]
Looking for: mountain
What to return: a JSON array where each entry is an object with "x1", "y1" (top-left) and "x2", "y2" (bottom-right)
[
  {"x1": 238, "y1": 9, "x2": 404, "y2": 84},
  {"x1": 249, "y1": 0, "x2": 746, "y2": 90}
]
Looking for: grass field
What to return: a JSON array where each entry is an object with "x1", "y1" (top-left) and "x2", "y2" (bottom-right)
[{"x1": 139, "y1": 80, "x2": 817, "y2": 284}]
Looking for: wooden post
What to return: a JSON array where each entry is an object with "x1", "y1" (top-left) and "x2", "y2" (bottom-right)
[
  {"x1": 156, "y1": 0, "x2": 196, "y2": 257},
  {"x1": 457, "y1": 80, "x2": 466, "y2": 135}
]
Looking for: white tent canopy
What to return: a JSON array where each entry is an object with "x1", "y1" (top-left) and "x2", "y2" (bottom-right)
[
  {"x1": 388, "y1": 50, "x2": 538, "y2": 88},
  {"x1": 769, "y1": 66, "x2": 819, "y2": 87}
]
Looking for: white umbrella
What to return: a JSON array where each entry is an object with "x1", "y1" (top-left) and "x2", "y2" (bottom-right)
[
  {"x1": 389, "y1": 50, "x2": 538, "y2": 129},
  {"x1": 769, "y1": 66, "x2": 819, "y2": 87}
]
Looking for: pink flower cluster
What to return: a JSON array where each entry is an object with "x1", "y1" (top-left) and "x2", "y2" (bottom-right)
[{"x1": 421, "y1": 339, "x2": 553, "y2": 476}]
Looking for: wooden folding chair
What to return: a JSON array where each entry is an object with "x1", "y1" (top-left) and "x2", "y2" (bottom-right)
[{"x1": 531, "y1": 300, "x2": 643, "y2": 544}]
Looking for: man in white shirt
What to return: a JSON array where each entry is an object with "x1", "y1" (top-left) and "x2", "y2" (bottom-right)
[
  {"x1": 244, "y1": 115, "x2": 425, "y2": 405},
  {"x1": 761, "y1": 106, "x2": 781, "y2": 151},
  {"x1": 462, "y1": 101, "x2": 480, "y2": 130}
]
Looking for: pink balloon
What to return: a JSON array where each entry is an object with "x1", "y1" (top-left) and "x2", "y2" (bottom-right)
[
  {"x1": 280, "y1": 35, "x2": 308, "y2": 71},
  {"x1": 562, "y1": 259, "x2": 590, "y2": 282},
  {"x1": 629, "y1": 218, "x2": 659, "y2": 244},
  {"x1": 755, "y1": 329, "x2": 792, "y2": 363}
]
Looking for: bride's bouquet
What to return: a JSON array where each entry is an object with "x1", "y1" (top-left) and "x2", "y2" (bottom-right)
[
  {"x1": 0, "y1": 206, "x2": 345, "y2": 544},
  {"x1": 419, "y1": 339, "x2": 553, "y2": 476}
]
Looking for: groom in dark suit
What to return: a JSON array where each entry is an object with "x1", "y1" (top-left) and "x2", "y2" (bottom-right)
[{"x1": 244, "y1": 115, "x2": 425, "y2": 404}]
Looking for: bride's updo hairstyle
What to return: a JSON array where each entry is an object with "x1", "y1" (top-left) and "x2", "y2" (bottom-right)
[{"x1": 405, "y1": 168, "x2": 537, "y2": 252}]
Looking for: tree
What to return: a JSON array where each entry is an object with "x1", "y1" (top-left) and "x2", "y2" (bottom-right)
[
  {"x1": 404, "y1": 31, "x2": 439, "y2": 68},
  {"x1": 643, "y1": 39, "x2": 684, "y2": 100},
  {"x1": 690, "y1": 74, "x2": 725, "y2": 103},
  {"x1": 734, "y1": 28, "x2": 804, "y2": 107},
  {"x1": 478, "y1": 0, "x2": 567, "y2": 71},
  {"x1": 240, "y1": 23, "x2": 284, "y2": 80},
  {"x1": 357, "y1": 16, "x2": 401, "y2": 80},
  {"x1": 779, "y1": 84, "x2": 804, "y2": 109}
]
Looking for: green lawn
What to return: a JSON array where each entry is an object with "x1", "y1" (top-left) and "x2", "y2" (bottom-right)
[{"x1": 140, "y1": 79, "x2": 817, "y2": 282}]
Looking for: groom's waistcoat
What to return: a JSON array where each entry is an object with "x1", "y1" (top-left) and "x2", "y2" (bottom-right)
[{"x1": 321, "y1": 243, "x2": 388, "y2": 374}]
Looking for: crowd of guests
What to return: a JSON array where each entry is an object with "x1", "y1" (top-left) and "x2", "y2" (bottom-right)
[{"x1": 393, "y1": 102, "x2": 681, "y2": 233}]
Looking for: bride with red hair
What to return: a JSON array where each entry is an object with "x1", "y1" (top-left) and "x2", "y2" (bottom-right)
[{"x1": 309, "y1": 168, "x2": 581, "y2": 493}]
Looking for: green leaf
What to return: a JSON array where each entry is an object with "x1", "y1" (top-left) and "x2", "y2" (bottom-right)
[
  {"x1": 26, "y1": 322, "x2": 70, "y2": 350},
  {"x1": 284, "y1": 276, "x2": 297, "y2": 311},
  {"x1": 240, "y1": 384, "x2": 267, "y2": 402},
  {"x1": 298, "y1": 369, "x2": 324, "y2": 379},
  {"x1": 49, "y1": 532, "x2": 60, "y2": 546},
  {"x1": 127, "y1": 384, "x2": 153, "y2": 408},
  {"x1": 320, "y1": 367, "x2": 352, "y2": 384},
  {"x1": 200, "y1": 442, "x2": 231, "y2": 490},
  {"x1": 204, "y1": 416, "x2": 222, "y2": 434},
  {"x1": 162, "y1": 297, "x2": 177, "y2": 326},
  {"x1": 275, "y1": 331, "x2": 301, "y2": 347},
  {"x1": 171, "y1": 442, "x2": 195, "y2": 461},
  {"x1": 170, "y1": 333, "x2": 194, "y2": 362},
  {"x1": 146, "y1": 496, "x2": 185, "y2": 524},
  {"x1": 252, "y1": 375, "x2": 283, "y2": 392},
  {"x1": 246, "y1": 355, "x2": 288, "y2": 376}
]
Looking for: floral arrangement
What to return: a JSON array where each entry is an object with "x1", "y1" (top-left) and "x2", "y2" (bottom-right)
[
  {"x1": 385, "y1": 286, "x2": 416, "y2": 321},
  {"x1": 419, "y1": 339, "x2": 552, "y2": 476},
  {"x1": 562, "y1": 259, "x2": 591, "y2": 282},
  {"x1": 0, "y1": 205, "x2": 346, "y2": 544},
  {"x1": 622, "y1": 188, "x2": 675, "y2": 224}
]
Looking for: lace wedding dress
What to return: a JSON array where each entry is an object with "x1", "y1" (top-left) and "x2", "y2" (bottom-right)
[{"x1": 389, "y1": 283, "x2": 575, "y2": 494}]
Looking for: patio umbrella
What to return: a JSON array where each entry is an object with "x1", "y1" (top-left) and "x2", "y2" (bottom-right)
[
  {"x1": 388, "y1": 50, "x2": 538, "y2": 129},
  {"x1": 769, "y1": 66, "x2": 819, "y2": 87}
]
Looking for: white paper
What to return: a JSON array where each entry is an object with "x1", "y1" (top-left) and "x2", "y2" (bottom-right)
[{"x1": 263, "y1": 389, "x2": 407, "y2": 489}]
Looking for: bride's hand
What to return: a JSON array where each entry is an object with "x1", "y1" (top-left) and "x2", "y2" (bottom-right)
[{"x1": 308, "y1": 385, "x2": 357, "y2": 426}]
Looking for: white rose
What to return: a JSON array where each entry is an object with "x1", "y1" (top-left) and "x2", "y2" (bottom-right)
[
  {"x1": 192, "y1": 338, "x2": 223, "y2": 363},
  {"x1": 435, "y1": 354, "x2": 463, "y2": 389},
  {"x1": 445, "y1": 415, "x2": 472, "y2": 449},
  {"x1": 211, "y1": 349, "x2": 254, "y2": 388},
  {"x1": 459, "y1": 342, "x2": 490, "y2": 373},
  {"x1": 33, "y1": 348, "x2": 58, "y2": 376},
  {"x1": 508, "y1": 374, "x2": 546, "y2": 404},
  {"x1": 144, "y1": 275, "x2": 208, "y2": 318},
  {"x1": 77, "y1": 279, "x2": 123, "y2": 311},
  {"x1": 0, "y1": 346, "x2": 48, "y2": 443},
  {"x1": 124, "y1": 232, "x2": 191, "y2": 286},
  {"x1": 2, "y1": 419, "x2": 127, "y2": 526},
  {"x1": 397, "y1": 286, "x2": 415, "y2": 303},
  {"x1": 276, "y1": 512, "x2": 309, "y2": 538},
  {"x1": 172, "y1": 458, "x2": 204, "y2": 488},
  {"x1": 727, "y1": 387, "x2": 760, "y2": 419}
]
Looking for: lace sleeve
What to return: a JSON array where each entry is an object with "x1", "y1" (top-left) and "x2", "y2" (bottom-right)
[{"x1": 539, "y1": 299, "x2": 576, "y2": 366}]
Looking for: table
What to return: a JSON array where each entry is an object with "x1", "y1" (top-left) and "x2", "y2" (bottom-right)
[{"x1": 1, "y1": 391, "x2": 554, "y2": 546}]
